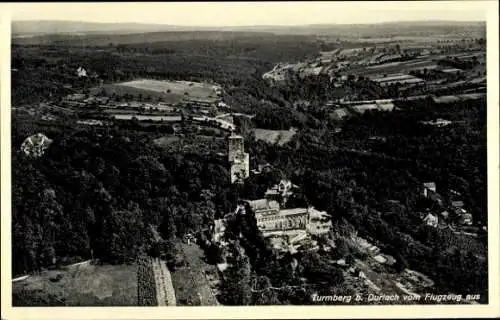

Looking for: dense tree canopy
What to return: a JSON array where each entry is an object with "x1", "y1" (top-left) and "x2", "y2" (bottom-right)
[{"x1": 12, "y1": 122, "x2": 239, "y2": 276}]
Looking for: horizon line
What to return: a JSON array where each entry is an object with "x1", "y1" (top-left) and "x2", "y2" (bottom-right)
[{"x1": 11, "y1": 18, "x2": 487, "y2": 29}]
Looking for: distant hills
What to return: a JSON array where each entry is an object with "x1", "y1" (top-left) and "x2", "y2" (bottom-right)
[
  {"x1": 12, "y1": 20, "x2": 197, "y2": 37},
  {"x1": 11, "y1": 20, "x2": 486, "y2": 46},
  {"x1": 12, "y1": 19, "x2": 486, "y2": 36}
]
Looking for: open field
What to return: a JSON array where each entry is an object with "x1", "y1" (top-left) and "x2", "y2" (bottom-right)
[
  {"x1": 104, "y1": 79, "x2": 219, "y2": 105},
  {"x1": 112, "y1": 114, "x2": 182, "y2": 121},
  {"x1": 352, "y1": 50, "x2": 484, "y2": 77},
  {"x1": 153, "y1": 135, "x2": 182, "y2": 147},
  {"x1": 12, "y1": 263, "x2": 138, "y2": 306},
  {"x1": 354, "y1": 59, "x2": 439, "y2": 77},
  {"x1": 102, "y1": 82, "x2": 174, "y2": 103},
  {"x1": 253, "y1": 128, "x2": 297, "y2": 146},
  {"x1": 118, "y1": 79, "x2": 216, "y2": 96}
]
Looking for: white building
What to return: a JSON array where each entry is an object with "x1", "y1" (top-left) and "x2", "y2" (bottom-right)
[
  {"x1": 21, "y1": 133, "x2": 53, "y2": 158},
  {"x1": 423, "y1": 213, "x2": 438, "y2": 228},
  {"x1": 77, "y1": 67, "x2": 87, "y2": 77}
]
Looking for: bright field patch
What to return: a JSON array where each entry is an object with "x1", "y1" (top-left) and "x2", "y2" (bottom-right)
[
  {"x1": 253, "y1": 128, "x2": 297, "y2": 146},
  {"x1": 107, "y1": 79, "x2": 219, "y2": 105},
  {"x1": 12, "y1": 263, "x2": 138, "y2": 306}
]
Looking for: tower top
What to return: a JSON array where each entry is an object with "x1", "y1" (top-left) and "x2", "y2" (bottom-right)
[{"x1": 229, "y1": 133, "x2": 243, "y2": 139}]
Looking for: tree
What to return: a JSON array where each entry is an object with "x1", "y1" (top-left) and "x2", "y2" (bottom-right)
[
  {"x1": 101, "y1": 204, "x2": 146, "y2": 264},
  {"x1": 331, "y1": 238, "x2": 350, "y2": 260},
  {"x1": 251, "y1": 275, "x2": 281, "y2": 305},
  {"x1": 35, "y1": 188, "x2": 64, "y2": 268},
  {"x1": 394, "y1": 253, "x2": 409, "y2": 273},
  {"x1": 219, "y1": 245, "x2": 252, "y2": 305},
  {"x1": 299, "y1": 252, "x2": 344, "y2": 287}
]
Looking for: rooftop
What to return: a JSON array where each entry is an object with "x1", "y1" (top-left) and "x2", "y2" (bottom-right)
[
  {"x1": 423, "y1": 182, "x2": 436, "y2": 189},
  {"x1": 277, "y1": 208, "x2": 309, "y2": 217},
  {"x1": 247, "y1": 199, "x2": 280, "y2": 213},
  {"x1": 308, "y1": 207, "x2": 329, "y2": 219},
  {"x1": 371, "y1": 74, "x2": 417, "y2": 82},
  {"x1": 452, "y1": 201, "x2": 464, "y2": 208}
]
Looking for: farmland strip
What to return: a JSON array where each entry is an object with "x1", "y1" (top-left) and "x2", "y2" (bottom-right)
[{"x1": 151, "y1": 257, "x2": 177, "y2": 306}]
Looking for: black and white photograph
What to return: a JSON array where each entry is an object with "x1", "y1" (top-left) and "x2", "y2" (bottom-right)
[{"x1": 1, "y1": 1, "x2": 499, "y2": 318}]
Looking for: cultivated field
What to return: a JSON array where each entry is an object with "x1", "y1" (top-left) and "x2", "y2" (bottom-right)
[
  {"x1": 253, "y1": 128, "x2": 297, "y2": 146},
  {"x1": 112, "y1": 114, "x2": 182, "y2": 121},
  {"x1": 104, "y1": 79, "x2": 219, "y2": 105},
  {"x1": 353, "y1": 59, "x2": 439, "y2": 77},
  {"x1": 12, "y1": 263, "x2": 138, "y2": 306}
]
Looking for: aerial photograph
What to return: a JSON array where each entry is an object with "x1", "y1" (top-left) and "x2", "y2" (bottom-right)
[{"x1": 7, "y1": 1, "x2": 492, "y2": 308}]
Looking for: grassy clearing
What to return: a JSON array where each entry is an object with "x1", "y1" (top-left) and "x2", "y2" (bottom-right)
[
  {"x1": 153, "y1": 135, "x2": 182, "y2": 147},
  {"x1": 253, "y1": 128, "x2": 297, "y2": 146},
  {"x1": 119, "y1": 80, "x2": 215, "y2": 96},
  {"x1": 13, "y1": 263, "x2": 138, "y2": 306},
  {"x1": 103, "y1": 79, "x2": 218, "y2": 105},
  {"x1": 102, "y1": 83, "x2": 178, "y2": 104}
]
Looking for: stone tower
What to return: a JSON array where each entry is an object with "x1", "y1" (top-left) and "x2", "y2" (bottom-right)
[{"x1": 228, "y1": 134, "x2": 249, "y2": 184}]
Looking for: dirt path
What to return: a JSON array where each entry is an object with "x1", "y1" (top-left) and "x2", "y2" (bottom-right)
[{"x1": 151, "y1": 258, "x2": 176, "y2": 306}]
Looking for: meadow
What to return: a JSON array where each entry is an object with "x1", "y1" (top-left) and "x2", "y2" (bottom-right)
[
  {"x1": 13, "y1": 263, "x2": 138, "y2": 306},
  {"x1": 253, "y1": 128, "x2": 297, "y2": 146},
  {"x1": 103, "y1": 79, "x2": 218, "y2": 105}
]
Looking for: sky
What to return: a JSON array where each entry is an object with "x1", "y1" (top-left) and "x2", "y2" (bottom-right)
[{"x1": 7, "y1": 1, "x2": 490, "y2": 27}]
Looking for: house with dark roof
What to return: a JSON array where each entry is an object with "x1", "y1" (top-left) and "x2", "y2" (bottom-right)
[{"x1": 245, "y1": 199, "x2": 280, "y2": 216}]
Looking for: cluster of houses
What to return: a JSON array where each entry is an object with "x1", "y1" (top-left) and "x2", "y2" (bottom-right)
[
  {"x1": 212, "y1": 178, "x2": 333, "y2": 257},
  {"x1": 262, "y1": 44, "x2": 437, "y2": 87},
  {"x1": 250, "y1": 180, "x2": 331, "y2": 253},
  {"x1": 420, "y1": 182, "x2": 473, "y2": 229},
  {"x1": 327, "y1": 90, "x2": 485, "y2": 123},
  {"x1": 354, "y1": 237, "x2": 396, "y2": 266},
  {"x1": 420, "y1": 118, "x2": 453, "y2": 127}
]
